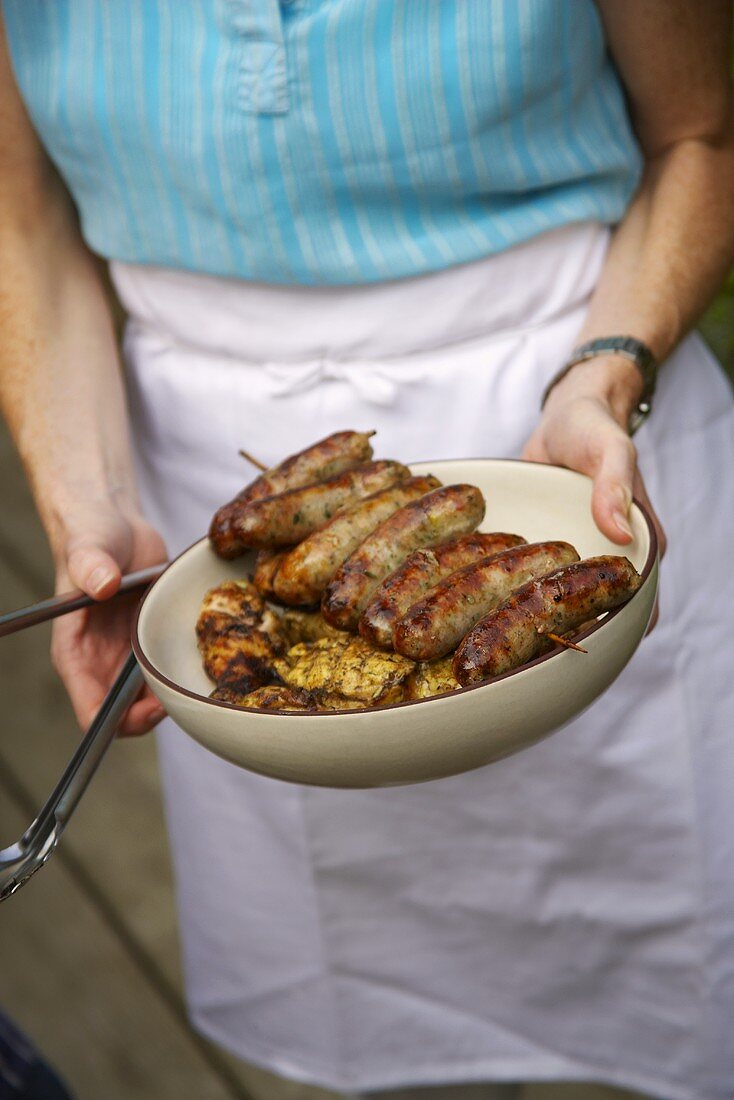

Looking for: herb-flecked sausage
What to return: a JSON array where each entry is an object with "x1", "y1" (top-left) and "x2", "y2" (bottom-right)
[
  {"x1": 393, "y1": 541, "x2": 579, "y2": 661},
  {"x1": 359, "y1": 531, "x2": 526, "y2": 649},
  {"x1": 452, "y1": 555, "x2": 643, "y2": 685},
  {"x1": 230, "y1": 460, "x2": 410, "y2": 550},
  {"x1": 321, "y1": 484, "x2": 486, "y2": 631},
  {"x1": 210, "y1": 429, "x2": 375, "y2": 559},
  {"x1": 272, "y1": 475, "x2": 442, "y2": 607}
]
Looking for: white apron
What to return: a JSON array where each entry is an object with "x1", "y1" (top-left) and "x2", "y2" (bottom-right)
[{"x1": 113, "y1": 223, "x2": 734, "y2": 1100}]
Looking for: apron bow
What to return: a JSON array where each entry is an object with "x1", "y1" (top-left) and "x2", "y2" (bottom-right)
[{"x1": 264, "y1": 359, "x2": 424, "y2": 407}]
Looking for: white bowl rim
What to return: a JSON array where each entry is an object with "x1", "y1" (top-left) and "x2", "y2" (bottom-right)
[{"x1": 131, "y1": 458, "x2": 658, "y2": 718}]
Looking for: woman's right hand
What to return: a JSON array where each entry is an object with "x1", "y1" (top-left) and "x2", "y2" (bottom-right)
[{"x1": 50, "y1": 496, "x2": 168, "y2": 736}]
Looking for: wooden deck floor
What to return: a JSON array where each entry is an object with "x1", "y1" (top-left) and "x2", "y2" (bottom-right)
[
  {"x1": 0, "y1": 422, "x2": 345, "y2": 1100},
  {"x1": 0, "y1": 415, "x2": 666, "y2": 1100}
]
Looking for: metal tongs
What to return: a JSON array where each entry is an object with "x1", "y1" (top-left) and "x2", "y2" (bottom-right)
[{"x1": 0, "y1": 565, "x2": 166, "y2": 901}]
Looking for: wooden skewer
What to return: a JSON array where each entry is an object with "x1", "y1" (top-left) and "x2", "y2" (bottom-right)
[
  {"x1": 239, "y1": 429, "x2": 376, "y2": 472},
  {"x1": 539, "y1": 629, "x2": 588, "y2": 654},
  {"x1": 238, "y1": 448, "x2": 268, "y2": 471}
]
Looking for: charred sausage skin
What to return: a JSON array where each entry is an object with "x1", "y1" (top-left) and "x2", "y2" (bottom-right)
[
  {"x1": 453, "y1": 555, "x2": 643, "y2": 685},
  {"x1": 252, "y1": 550, "x2": 290, "y2": 599},
  {"x1": 230, "y1": 460, "x2": 410, "y2": 550},
  {"x1": 272, "y1": 475, "x2": 442, "y2": 607},
  {"x1": 321, "y1": 484, "x2": 486, "y2": 631},
  {"x1": 359, "y1": 531, "x2": 526, "y2": 649},
  {"x1": 209, "y1": 429, "x2": 375, "y2": 559},
  {"x1": 393, "y1": 541, "x2": 579, "y2": 661}
]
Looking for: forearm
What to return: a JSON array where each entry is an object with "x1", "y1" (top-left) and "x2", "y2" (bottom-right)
[
  {"x1": 581, "y1": 0, "x2": 734, "y2": 418},
  {"x1": 578, "y1": 130, "x2": 734, "y2": 365},
  {"x1": 528, "y1": 125, "x2": 734, "y2": 548},
  {"x1": 0, "y1": 174, "x2": 139, "y2": 557}
]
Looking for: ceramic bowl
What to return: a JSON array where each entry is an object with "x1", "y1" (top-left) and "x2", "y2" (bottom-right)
[{"x1": 132, "y1": 459, "x2": 658, "y2": 788}]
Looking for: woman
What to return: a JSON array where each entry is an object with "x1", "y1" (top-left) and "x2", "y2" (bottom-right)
[{"x1": 1, "y1": 3, "x2": 734, "y2": 1099}]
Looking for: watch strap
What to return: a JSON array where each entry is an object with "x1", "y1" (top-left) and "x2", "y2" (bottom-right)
[{"x1": 541, "y1": 336, "x2": 657, "y2": 435}]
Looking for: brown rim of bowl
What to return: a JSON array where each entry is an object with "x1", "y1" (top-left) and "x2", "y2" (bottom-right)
[{"x1": 131, "y1": 458, "x2": 659, "y2": 718}]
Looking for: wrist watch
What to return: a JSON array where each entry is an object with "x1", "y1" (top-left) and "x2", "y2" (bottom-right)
[{"x1": 541, "y1": 336, "x2": 658, "y2": 436}]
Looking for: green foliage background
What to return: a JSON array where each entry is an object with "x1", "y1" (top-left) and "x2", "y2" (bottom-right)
[
  {"x1": 701, "y1": 269, "x2": 734, "y2": 383},
  {"x1": 699, "y1": 40, "x2": 734, "y2": 384}
]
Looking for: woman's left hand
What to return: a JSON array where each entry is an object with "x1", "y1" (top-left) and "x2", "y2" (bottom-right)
[{"x1": 522, "y1": 354, "x2": 667, "y2": 562}]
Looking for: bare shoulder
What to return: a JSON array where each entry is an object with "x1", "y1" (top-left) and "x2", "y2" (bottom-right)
[{"x1": 595, "y1": 0, "x2": 733, "y2": 153}]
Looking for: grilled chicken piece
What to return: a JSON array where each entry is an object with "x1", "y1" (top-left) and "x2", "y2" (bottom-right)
[
  {"x1": 279, "y1": 609, "x2": 349, "y2": 647},
  {"x1": 210, "y1": 684, "x2": 315, "y2": 711},
  {"x1": 201, "y1": 625, "x2": 283, "y2": 689},
  {"x1": 274, "y1": 636, "x2": 415, "y2": 708},
  {"x1": 197, "y1": 579, "x2": 286, "y2": 691},
  {"x1": 196, "y1": 579, "x2": 267, "y2": 634},
  {"x1": 403, "y1": 658, "x2": 460, "y2": 701}
]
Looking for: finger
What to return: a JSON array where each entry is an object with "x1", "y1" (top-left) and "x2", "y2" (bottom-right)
[
  {"x1": 118, "y1": 696, "x2": 167, "y2": 738},
  {"x1": 520, "y1": 433, "x2": 549, "y2": 464},
  {"x1": 65, "y1": 543, "x2": 122, "y2": 600},
  {"x1": 58, "y1": 662, "x2": 109, "y2": 731},
  {"x1": 590, "y1": 431, "x2": 637, "y2": 544},
  {"x1": 70, "y1": 670, "x2": 164, "y2": 737},
  {"x1": 97, "y1": 664, "x2": 165, "y2": 737}
]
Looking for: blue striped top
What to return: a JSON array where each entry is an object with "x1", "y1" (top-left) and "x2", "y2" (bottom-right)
[{"x1": 2, "y1": 0, "x2": 642, "y2": 286}]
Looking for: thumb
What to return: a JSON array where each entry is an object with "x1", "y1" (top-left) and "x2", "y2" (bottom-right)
[
  {"x1": 64, "y1": 540, "x2": 123, "y2": 600},
  {"x1": 590, "y1": 430, "x2": 637, "y2": 545}
]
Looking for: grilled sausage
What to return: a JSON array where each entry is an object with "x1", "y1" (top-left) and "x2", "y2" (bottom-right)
[
  {"x1": 359, "y1": 531, "x2": 526, "y2": 649},
  {"x1": 210, "y1": 429, "x2": 375, "y2": 558},
  {"x1": 453, "y1": 555, "x2": 643, "y2": 685},
  {"x1": 230, "y1": 460, "x2": 410, "y2": 550},
  {"x1": 321, "y1": 484, "x2": 486, "y2": 631},
  {"x1": 272, "y1": 475, "x2": 442, "y2": 607},
  {"x1": 393, "y1": 541, "x2": 579, "y2": 661},
  {"x1": 252, "y1": 550, "x2": 290, "y2": 599}
]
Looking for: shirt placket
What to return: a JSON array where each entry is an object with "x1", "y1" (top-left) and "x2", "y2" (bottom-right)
[{"x1": 223, "y1": 0, "x2": 290, "y2": 115}]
